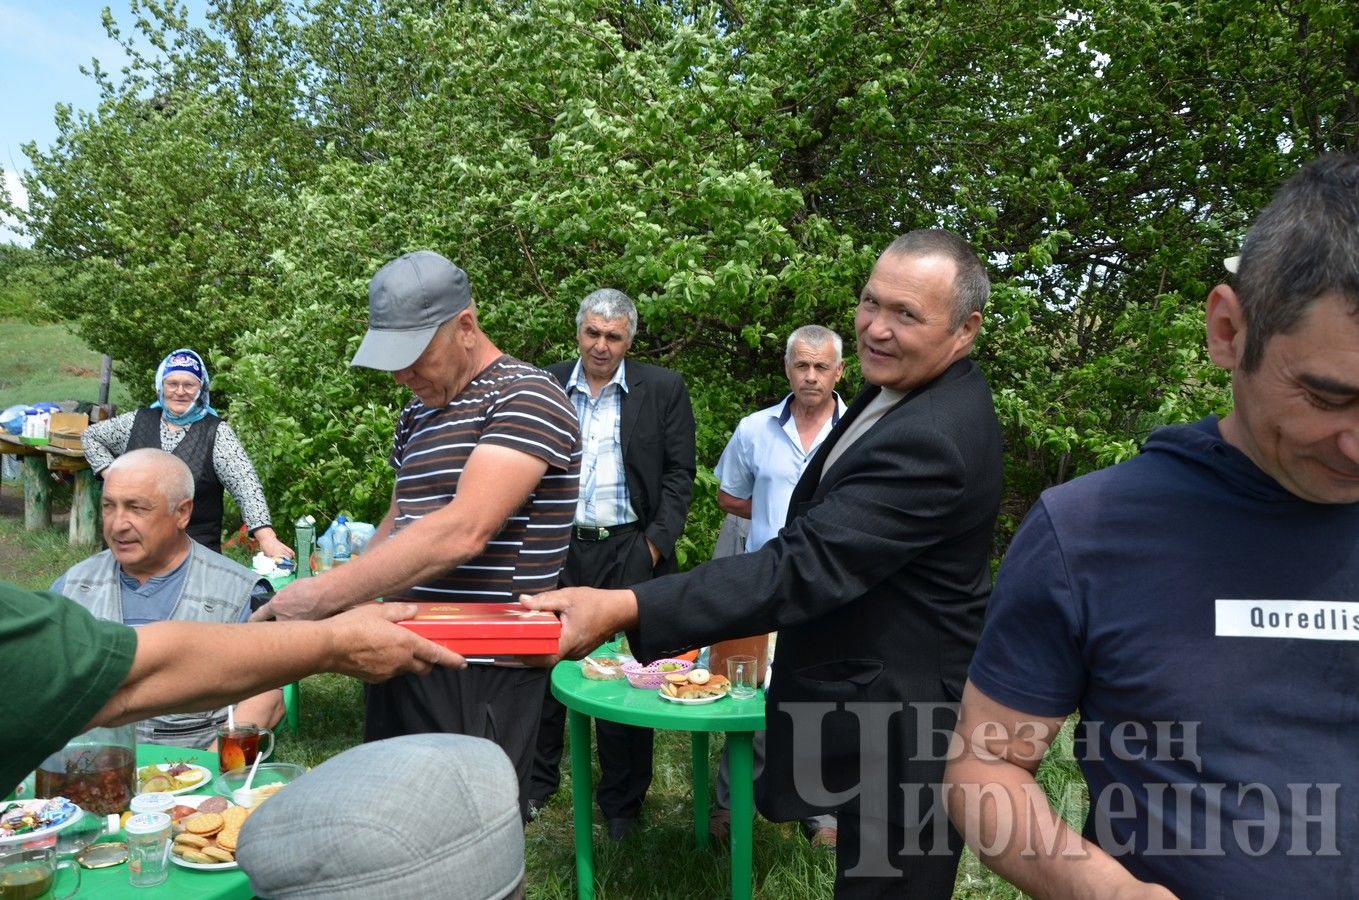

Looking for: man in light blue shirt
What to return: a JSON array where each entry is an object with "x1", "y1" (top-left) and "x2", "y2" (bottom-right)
[
  {"x1": 715, "y1": 324, "x2": 847, "y2": 549},
  {"x1": 710, "y1": 324, "x2": 846, "y2": 847}
]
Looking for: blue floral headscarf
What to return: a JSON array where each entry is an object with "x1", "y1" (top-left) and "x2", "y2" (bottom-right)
[{"x1": 150, "y1": 348, "x2": 218, "y2": 426}]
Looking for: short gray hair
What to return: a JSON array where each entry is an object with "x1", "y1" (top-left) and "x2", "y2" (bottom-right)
[
  {"x1": 883, "y1": 230, "x2": 990, "y2": 330},
  {"x1": 1233, "y1": 153, "x2": 1359, "y2": 372},
  {"x1": 576, "y1": 289, "x2": 638, "y2": 341},
  {"x1": 784, "y1": 325, "x2": 843, "y2": 366},
  {"x1": 106, "y1": 448, "x2": 195, "y2": 507}
]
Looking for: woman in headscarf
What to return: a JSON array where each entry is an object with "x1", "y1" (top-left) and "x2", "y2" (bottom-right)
[{"x1": 81, "y1": 348, "x2": 294, "y2": 558}]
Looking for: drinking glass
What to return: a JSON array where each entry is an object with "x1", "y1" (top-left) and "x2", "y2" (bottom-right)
[
  {"x1": 0, "y1": 844, "x2": 80, "y2": 899},
  {"x1": 727, "y1": 655, "x2": 757, "y2": 699},
  {"x1": 216, "y1": 724, "x2": 275, "y2": 773}
]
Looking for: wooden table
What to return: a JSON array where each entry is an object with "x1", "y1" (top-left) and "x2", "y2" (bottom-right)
[
  {"x1": 551, "y1": 661, "x2": 766, "y2": 900},
  {"x1": 0, "y1": 433, "x2": 98, "y2": 545},
  {"x1": 0, "y1": 433, "x2": 50, "y2": 530}
]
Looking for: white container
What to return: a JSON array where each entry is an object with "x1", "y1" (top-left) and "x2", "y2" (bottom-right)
[
  {"x1": 20, "y1": 411, "x2": 50, "y2": 446},
  {"x1": 124, "y1": 812, "x2": 171, "y2": 888},
  {"x1": 129, "y1": 793, "x2": 175, "y2": 816}
]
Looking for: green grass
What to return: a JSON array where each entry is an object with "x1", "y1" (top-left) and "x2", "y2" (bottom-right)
[{"x1": 0, "y1": 319, "x2": 135, "y2": 411}]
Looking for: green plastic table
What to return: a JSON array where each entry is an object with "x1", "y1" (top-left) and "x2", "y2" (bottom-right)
[
  {"x1": 551, "y1": 661, "x2": 765, "y2": 900},
  {"x1": 81, "y1": 744, "x2": 252, "y2": 899}
]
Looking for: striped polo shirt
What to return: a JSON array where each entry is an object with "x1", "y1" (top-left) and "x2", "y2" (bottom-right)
[{"x1": 388, "y1": 356, "x2": 581, "y2": 602}]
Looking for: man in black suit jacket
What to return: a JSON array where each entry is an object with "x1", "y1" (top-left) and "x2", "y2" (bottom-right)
[
  {"x1": 528, "y1": 288, "x2": 696, "y2": 838},
  {"x1": 525, "y1": 232, "x2": 1003, "y2": 898}
]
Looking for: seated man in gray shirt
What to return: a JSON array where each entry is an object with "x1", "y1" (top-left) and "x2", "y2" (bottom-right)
[{"x1": 53, "y1": 447, "x2": 281, "y2": 748}]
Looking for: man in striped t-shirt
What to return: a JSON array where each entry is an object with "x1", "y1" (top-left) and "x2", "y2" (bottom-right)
[{"x1": 256, "y1": 251, "x2": 580, "y2": 817}]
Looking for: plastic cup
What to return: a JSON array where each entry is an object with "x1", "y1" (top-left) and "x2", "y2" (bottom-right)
[
  {"x1": 727, "y1": 654, "x2": 757, "y2": 699},
  {"x1": 124, "y1": 812, "x2": 171, "y2": 888}
]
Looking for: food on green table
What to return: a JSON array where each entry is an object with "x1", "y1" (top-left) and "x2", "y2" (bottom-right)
[
  {"x1": 136, "y1": 762, "x2": 206, "y2": 793},
  {"x1": 249, "y1": 783, "x2": 286, "y2": 804},
  {"x1": 0, "y1": 798, "x2": 78, "y2": 838},
  {"x1": 661, "y1": 673, "x2": 730, "y2": 700},
  {"x1": 141, "y1": 774, "x2": 174, "y2": 792},
  {"x1": 687, "y1": 668, "x2": 711, "y2": 685},
  {"x1": 171, "y1": 802, "x2": 257, "y2": 865},
  {"x1": 579, "y1": 656, "x2": 625, "y2": 681},
  {"x1": 170, "y1": 805, "x2": 198, "y2": 832}
]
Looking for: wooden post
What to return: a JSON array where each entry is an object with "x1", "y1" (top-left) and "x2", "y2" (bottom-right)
[
  {"x1": 47, "y1": 449, "x2": 97, "y2": 546},
  {"x1": 100, "y1": 355, "x2": 113, "y2": 406},
  {"x1": 22, "y1": 455, "x2": 51, "y2": 530},
  {"x1": 69, "y1": 469, "x2": 99, "y2": 545}
]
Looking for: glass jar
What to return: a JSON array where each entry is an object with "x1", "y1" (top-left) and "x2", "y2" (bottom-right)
[{"x1": 35, "y1": 724, "x2": 137, "y2": 816}]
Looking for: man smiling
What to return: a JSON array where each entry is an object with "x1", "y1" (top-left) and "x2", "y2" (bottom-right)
[
  {"x1": 525, "y1": 231, "x2": 1004, "y2": 897},
  {"x1": 946, "y1": 153, "x2": 1359, "y2": 898}
]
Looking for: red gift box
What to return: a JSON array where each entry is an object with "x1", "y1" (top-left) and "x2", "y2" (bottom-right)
[{"x1": 397, "y1": 602, "x2": 561, "y2": 656}]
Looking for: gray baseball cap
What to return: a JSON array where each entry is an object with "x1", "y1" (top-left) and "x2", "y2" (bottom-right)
[{"x1": 351, "y1": 250, "x2": 472, "y2": 370}]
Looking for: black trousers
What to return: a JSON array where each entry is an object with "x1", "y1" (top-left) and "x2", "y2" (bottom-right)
[
  {"x1": 529, "y1": 528, "x2": 657, "y2": 819},
  {"x1": 365, "y1": 663, "x2": 548, "y2": 822},
  {"x1": 832, "y1": 797, "x2": 963, "y2": 900}
]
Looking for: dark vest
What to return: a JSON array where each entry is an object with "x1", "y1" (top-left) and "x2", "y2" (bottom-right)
[{"x1": 128, "y1": 407, "x2": 225, "y2": 551}]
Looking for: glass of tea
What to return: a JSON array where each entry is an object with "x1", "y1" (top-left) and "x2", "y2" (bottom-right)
[
  {"x1": 0, "y1": 844, "x2": 80, "y2": 900},
  {"x1": 216, "y1": 724, "x2": 275, "y2": 773}
]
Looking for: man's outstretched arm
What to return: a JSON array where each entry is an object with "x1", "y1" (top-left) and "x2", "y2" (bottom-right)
[{"x1": 89, "y1": 602, "x2": 464, "y2": 730}]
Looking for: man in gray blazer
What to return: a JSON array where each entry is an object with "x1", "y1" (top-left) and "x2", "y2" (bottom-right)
[{"x1": 526, "y1": 232, "x2": 1003, "y2": 898}]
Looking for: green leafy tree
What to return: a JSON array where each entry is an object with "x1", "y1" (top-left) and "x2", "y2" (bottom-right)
[{"x1": 16, "y1": 0, "x2": 1357, "y2": 553}]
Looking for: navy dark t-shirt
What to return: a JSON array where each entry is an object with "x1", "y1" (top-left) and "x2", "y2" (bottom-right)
[{"x1": 970, "y1": 417, "x2": 1359, "y2": 896}]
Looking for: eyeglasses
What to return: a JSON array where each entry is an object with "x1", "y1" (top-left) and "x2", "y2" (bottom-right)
[{"x1": 162, "y1": 379, "x2": 201, "y2": 395}]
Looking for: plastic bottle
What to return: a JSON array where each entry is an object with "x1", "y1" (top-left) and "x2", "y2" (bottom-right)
[
  {"x1": 55, "y1": 811, "x2": 122, "y2": 857},
  {"x1": 331, "y1": 515, "x2": 351, "y2": 561}
]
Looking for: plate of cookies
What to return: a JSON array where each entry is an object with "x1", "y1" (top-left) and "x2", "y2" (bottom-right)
[
  {"x1": 658, "y1": 668, "x2": 731, "y2": 704},
  {"x1": 168, "y1": 795, "x2": 254, "y2": 871}
]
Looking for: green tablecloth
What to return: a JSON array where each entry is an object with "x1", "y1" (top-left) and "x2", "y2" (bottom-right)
[{"x1": 80, "y1": 745, "x2": 252, "y2": 899}]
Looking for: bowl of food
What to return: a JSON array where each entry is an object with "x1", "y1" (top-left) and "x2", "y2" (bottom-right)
[
  {"x1": 621, "y1": 658, "x2": 694, "y2": 690},
  {"x1": 211, "y1": 763, "x2": 304, "y2": 802},
  {"x1": 579, "y1": 654, "x2": 629, "y2": 681}
]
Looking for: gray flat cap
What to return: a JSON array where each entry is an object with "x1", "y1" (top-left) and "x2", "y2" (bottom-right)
[{"x1": 237, "y1": 734, "x2": 523, "y2": 900}]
